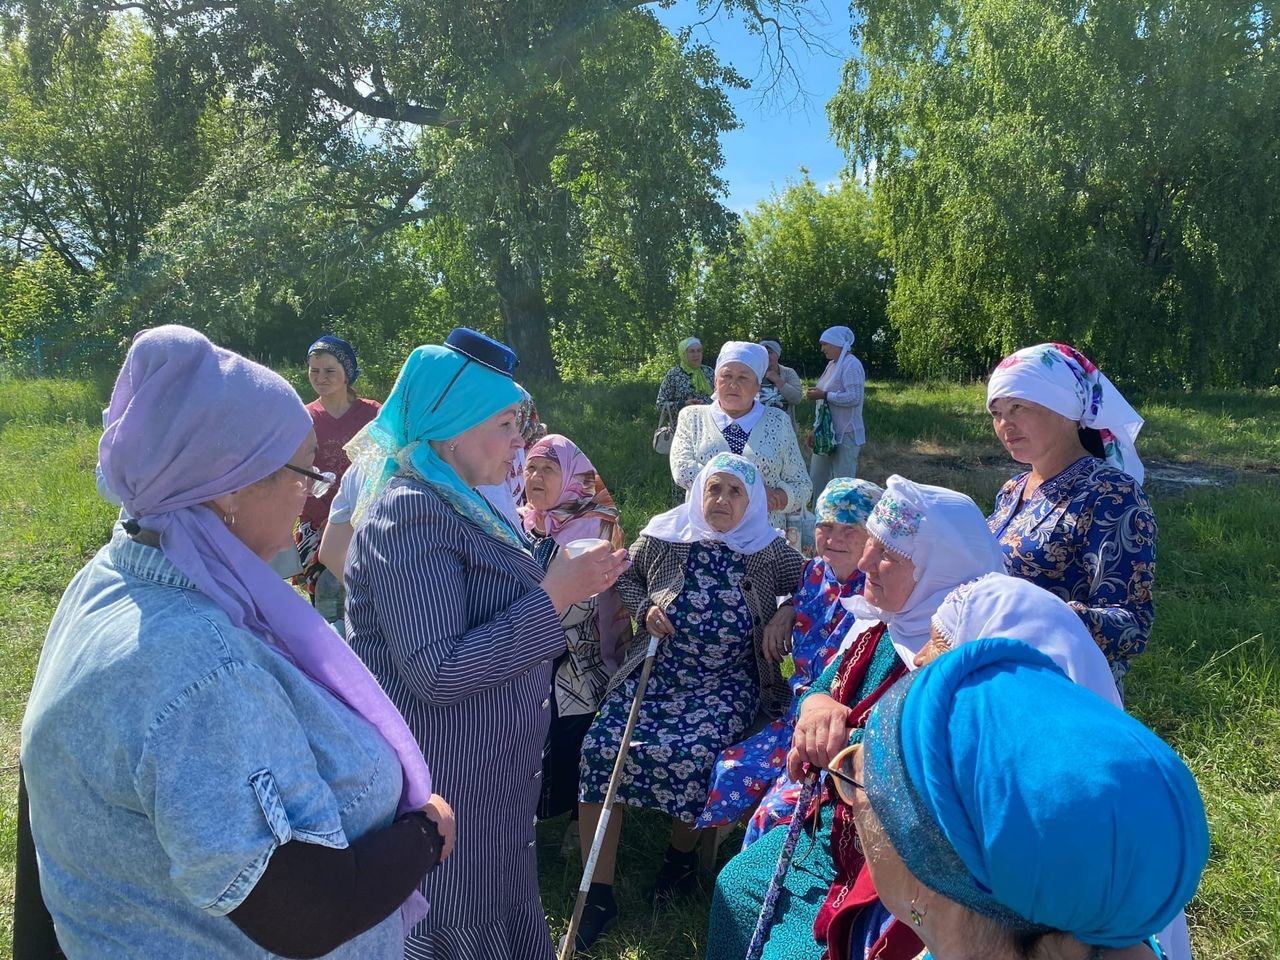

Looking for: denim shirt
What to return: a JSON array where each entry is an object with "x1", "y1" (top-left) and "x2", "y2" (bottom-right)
[{"x1": 21, "y1": 532, "x2": 405, "y2": 959}]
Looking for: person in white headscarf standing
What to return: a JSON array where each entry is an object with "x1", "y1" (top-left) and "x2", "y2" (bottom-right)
[
  {"x1": 669, "y1": 341, "x2": 811, "y2": 530},
  {"x1": 571, "y1": 453, "x2": 803, "y2": 951},
  {"x1": 806, "y1": 326, "x2": 866, "y2": 502},
  {"x1": 985, "y1": 342, "x2": 1156, "y2": 691}
]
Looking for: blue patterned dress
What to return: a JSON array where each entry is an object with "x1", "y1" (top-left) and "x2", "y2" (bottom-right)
[
  {"x1": 988, "y1": 456, "x2": 1156, "y2": 682},
  {"x1": 579, "y1": 544, "x2": 758, "y2": 823},
  {"x1": 695, "y1": 558, "x2": 865, "y2": 843}
]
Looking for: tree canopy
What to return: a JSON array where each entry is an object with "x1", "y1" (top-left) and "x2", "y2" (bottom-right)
[
  {"x1": 6, "y1": 0, "x2": 815, "y2": 379},
  {"x1": 830, "y1": 0, "x2": 1280, "y2": 386}
]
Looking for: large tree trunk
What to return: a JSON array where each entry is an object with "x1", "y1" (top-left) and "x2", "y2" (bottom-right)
[{"x1": 494, "y1": 244, "x2": 560, "y2": 383}]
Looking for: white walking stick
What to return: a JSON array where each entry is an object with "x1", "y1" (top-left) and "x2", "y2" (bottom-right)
[{"x1": 559, "y1": 634, "x2": 661, "y2": 960}]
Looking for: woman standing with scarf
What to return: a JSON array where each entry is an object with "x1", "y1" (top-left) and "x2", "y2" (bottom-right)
[
  {"x1": 296, "y1": 335, "x2": 381, "y2": 603},
  {"x1": 570, "y1": 454, "x2": 803, "y2": 951},
  {"x1": 669, "y1": 341, "x2": 811, "y2": 529},
  {"x1": 343, "y1": 330, "x2": 629, "y2": 960},
  {"x1": 706, "y1": 475, "x2": 1004, "y2": 960},
  {"x1": 985, "y1": 343, "x2": 1156, "y2": 688},
  {"x1": 657, "y1": 336, "x2": 716, "y2": 411},
  {"x1": 20, "y1": 326, "x2": 451, "y2": 959},
  {"x1": 521, "y1": 434, "x2": 633, "y2": 819},
  {"x1": 806, "y1": 326, "x2": 866, "y2": 498}
]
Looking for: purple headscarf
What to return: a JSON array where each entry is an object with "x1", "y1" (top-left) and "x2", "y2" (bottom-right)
[{"x1": 100, "y1": 326, "x2": 431, "y2": 919}]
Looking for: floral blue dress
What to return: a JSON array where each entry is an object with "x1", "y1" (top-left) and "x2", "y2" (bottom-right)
[
  {"x1": 695, "y1": 558, "x2": 865, "y2": 843},
  {"x1": 579, "y1": 543, "x2": 758, "y2": 823},
  {"x1": 988, "y1": 456, "x2": 1156, "y2": 682}
]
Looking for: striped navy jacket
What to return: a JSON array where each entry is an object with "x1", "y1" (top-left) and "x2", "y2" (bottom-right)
[{"x1": 346, "y1": 476, "x2": 562, "y2": 960}]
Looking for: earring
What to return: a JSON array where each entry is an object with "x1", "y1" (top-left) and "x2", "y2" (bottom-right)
[
  {"x1": 448, "y1": 442, "x2": 457, "y2": 452},
  {"x1": 909, "y1": 898, "x2": 926, "y2": 927},
  {"x1": 223, "y1": 512, "x2": 235, "y2": 528}
]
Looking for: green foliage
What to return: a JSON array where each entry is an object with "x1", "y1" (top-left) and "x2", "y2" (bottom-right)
[
  {"x1": 694, "y1": 173, "x2": 894, "y2": 376},
  {"x1": 9, "y1": 0, "x2": 811, "y2": 379},
  {"x1": 0, "y1": 16, "x2": 224, "y2": 272},
  {"x1": 830, "y1": 0, "x2": 1280, "y2": 386}
]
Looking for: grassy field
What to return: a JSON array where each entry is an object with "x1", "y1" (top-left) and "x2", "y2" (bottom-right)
[{"x1": 2, "y1": 376, "x2": 1278, "y2": 958}]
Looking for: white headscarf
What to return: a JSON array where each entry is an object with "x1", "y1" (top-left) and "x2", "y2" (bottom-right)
[
  {"x1": 817, "y1": 326, "x2": 855, "y2": 392},
  {"x1": 930, "y1": 572, "x2": 1122, "y2": 707},
  {"x1": 986, "y1": 342, "x2": 1145, "y2": 485},
  {"x1": 842, "y1": 474, "x2": 1004, "y2": 662},
  {"x1": 716, "y1": 341, "x2": 768, "y2": 383},
  {"x1": 641, "y1": 452, "x2": 783, "y2": 554}
]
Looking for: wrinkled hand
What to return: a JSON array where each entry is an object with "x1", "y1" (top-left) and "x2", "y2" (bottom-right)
[
  {"x1": 806, "y1": 387, "x2": 826, "y2": 401},
  {"x1": 542, "y1": 544, "x2": 630, "y2": 615},
  {"x1": 765, "y1": 486, "x2": 789, "y2": 513},
  {"x1": 787, "y1": 693, "x2": 854, "y2": 781},
  {"x1": 762, "y1": 604, "x2": 796, "y2": 664},
  {"x1": 422, "y1": 794, "x2": 456, "y2": 862},
  {"x1": 645, "y1": 604, "x2": 676, "y2": 637}
]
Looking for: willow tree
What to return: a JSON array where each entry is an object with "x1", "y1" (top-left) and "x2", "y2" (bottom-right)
[{"x1": 830, "y1": 0, "x2": 1280, "y2": 386}]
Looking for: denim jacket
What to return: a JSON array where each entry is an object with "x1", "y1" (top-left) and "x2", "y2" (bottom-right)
[{"x1": 21, "y1": 531, "x2": 405, "y2": 958}]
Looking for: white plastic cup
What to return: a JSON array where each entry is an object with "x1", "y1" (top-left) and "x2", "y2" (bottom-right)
[{"x1": 563, "y1": 537, "x2": 611, "y2": 558}]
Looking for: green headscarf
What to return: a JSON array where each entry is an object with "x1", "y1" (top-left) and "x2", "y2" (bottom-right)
[
  {"x1": 678, "y1": 337, "x2": 712, "y2": 395},
  {"x1": 346, "y1": 344, "x2": 525, "y2": 547}
]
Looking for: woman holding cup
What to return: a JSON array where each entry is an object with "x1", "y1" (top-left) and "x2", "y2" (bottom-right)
[
  {"x1": 522, "y1": 434, "x2": 633, "y2": 819},
  {"x1": 343, "y1": 330, "x2": 629, "y2": 960}
]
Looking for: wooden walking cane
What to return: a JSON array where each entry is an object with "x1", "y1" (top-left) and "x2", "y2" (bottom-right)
[
  {"x1": 743, "y1": 771, "x2": 821, "y2": 960},
  {"x1": 559, "y1": 633, "x2": 662, "y2": 960}
]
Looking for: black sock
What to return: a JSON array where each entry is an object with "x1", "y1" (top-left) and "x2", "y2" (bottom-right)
[
  {"x1": 586, "y1": 882, "x2": 616, "y2": 910},
  {"x1": 663, "y1": 845, "x2": 698, "y2": 866}
]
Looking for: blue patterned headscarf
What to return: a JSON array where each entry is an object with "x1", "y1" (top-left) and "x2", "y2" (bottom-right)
[
  {"x1": 308, "y1": 335, "x2": 359, "y2": 385},
  {"x1": 864, "y1": 638, "x2": 1209, "y2": 947},
  {"x1": 345, "y1": 340, "x2": 524, "y2": 546},
  {"x1": 814, "y1": 478, "x2": 884, "y2": 527}
]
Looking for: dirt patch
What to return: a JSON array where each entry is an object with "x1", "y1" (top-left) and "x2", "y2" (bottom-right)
[{"x1": 854, "y1": 442, "x2": 1273, "y2": 502}]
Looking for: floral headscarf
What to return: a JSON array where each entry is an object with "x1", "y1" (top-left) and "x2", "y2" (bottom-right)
[
  {"x1": 843, "y1": 474, "x2": 1004, "y2": 660},
  {"x1": 986, "y1": 342, "x2": 1145, "y2": 485},
  {"x1": 521, "y1": 434, "x2": 624, "y2": 552},
  {"x1": 814, "y1": 478, "x2": 884, "y2": 527}
]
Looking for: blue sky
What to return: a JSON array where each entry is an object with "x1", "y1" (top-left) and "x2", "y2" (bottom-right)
[{"x1": 652, "y1": 1, "x2": 857, "y2": 212}]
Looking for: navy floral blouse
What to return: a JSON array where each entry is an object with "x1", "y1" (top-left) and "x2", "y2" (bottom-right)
[{"x1": 988, "y1": 457, "x2": 1157, "y2": 680}]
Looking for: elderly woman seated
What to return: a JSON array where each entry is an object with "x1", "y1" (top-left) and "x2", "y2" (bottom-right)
[
  {"x1": 817, "y1": 572, "x2": 1194, "y2": 960},
  {"x1": 845, "y1": 638, "x2": 1208, "y2": 960},
  {"x1": 520, "y1": 434, "x2": 632, "y2": 820},
  {"x1": 705, "y1": 475, "x2": 1005, "y2": 960},
  {"x1": 696, "y1": 478, "x2": 885, "y2": 845},
  {"x1": 670, "y1": 341, "x2": 811, "y2": 530},
  {"x1": 570, "y1": 453, "x2": 804, "y2": 951}
]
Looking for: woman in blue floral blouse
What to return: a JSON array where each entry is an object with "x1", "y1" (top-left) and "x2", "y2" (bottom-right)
[
  {"x1": 695, "y1": 477, "x2": 884, "y2": 846},
  {"x1": 985, "y1": 342, "x2": 1156, "y2": 689}
]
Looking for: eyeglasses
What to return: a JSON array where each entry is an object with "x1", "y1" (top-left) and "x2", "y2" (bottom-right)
[
  {"x1": 826, "y1": 743, "x2": 865, "y2": 806},
  {"x1": 284, "y1": 463, "x2": 336, "y2": 497}
]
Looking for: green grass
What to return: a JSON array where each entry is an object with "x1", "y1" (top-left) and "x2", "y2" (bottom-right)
[{"x1": 2, "y1": 376, "x2": 1278, "y2": 958}]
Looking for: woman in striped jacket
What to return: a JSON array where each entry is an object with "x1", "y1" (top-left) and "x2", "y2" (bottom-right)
[{"x1": 344, "y1": 329, "x2": 630, "y2": 960}]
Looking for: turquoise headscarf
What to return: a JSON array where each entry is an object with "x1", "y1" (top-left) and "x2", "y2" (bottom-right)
[
  {"x1": 346, "y1": 344, "x2": 524, "y2": 546},
  {"x1": 864, "y1": 638, "x2": 1209, "y2": 947}
]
